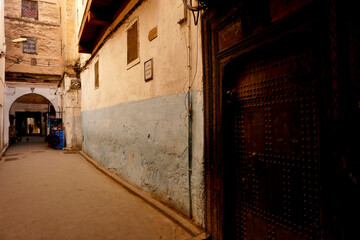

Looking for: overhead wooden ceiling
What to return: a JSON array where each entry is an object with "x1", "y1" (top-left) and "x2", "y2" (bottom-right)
[
  {"x1": 5, "y1": 72, "x2": 62, "y2": 83},
  {"x1": 78, "y1": 0, "x2": 132, "y2": 54}
]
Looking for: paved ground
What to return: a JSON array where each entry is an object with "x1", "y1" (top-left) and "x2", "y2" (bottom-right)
[{"x1": 0, "y1": 137, "x2": 192, "y2": 240}]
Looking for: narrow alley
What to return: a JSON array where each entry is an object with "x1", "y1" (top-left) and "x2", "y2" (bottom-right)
[
  {"x1": 2, "y1": 0, "x2": 360, "y2": 239},
  {"x1": 0, "y1": 138, "x2": 197, "y2": 240}
]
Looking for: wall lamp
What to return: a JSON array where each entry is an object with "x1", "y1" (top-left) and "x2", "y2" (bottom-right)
[{"x1": 11, "y1": 38, "x2": 27, "y2": 43}]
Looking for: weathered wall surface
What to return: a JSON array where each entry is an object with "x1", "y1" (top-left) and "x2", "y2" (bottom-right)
[
  {"x1": 5, "y1": 0, "x2": 59, "y2": 24},
  {"x1": 79, "y1": 0, "x2": 204, "y2": 226},
  {"x1": 0, "y1": 0, "x2": 5, "y2": 153},
  {"x1": 0, "y1": 102, "x2": 3, "y2": 153},
  {"x1": 61, "y1": 0, "x2": 78, "y2": 68},
  {"x1": 61, "y1": 0, "x2": 82, "y2": 150},
  {"x1": 76, "y1": 0, "x2": 88, "y2": 36},
  {"x1": 63, "y1": 94, "x2": 81, "y2": 149},
  {"x1": 0, "y1": 81, "x2": 4, "y2": 153},
  {"x1": 4, "y1": 0, "x2": 63, "y2": 76},
  {"x1": 62, "y1": 76, "x2": 82, "y2": 149},
  {"x1": 82, "y1": 90, "x2": 204, "y2": 224},
  {"x1": 81, "y1": 0, "x2": 201, "y2": 111}
]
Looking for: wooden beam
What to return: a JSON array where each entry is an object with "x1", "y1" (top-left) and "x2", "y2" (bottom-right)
[
  {"x1": 79, "y1": 45, "x2": 92, "y2": 54},
  {"x1": 78, "y1": 0, "x2": 140, "y2": 55},
  {"x1": 87, "y1": 11, "x2": 111, "y2": 26},
  {"x1": 5, "y1": 72, "x2": 62, "y2": 82},
  {"x1": 92, "y1": 0, "x2": 114, "y2": 7},
  {"x1": 92, "y1": 0, "x2": 139, "y2": 55},
  {"x1": 113, "y1": 0, "x2": 132, "y2": 22}
]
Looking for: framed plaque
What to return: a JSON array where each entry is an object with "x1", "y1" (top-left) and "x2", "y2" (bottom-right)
[{"x1": 144, "y1": 58, "x2": 153, "y2": 81}]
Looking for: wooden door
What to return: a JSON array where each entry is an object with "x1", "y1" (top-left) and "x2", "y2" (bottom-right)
[{"x1": 223, "y1": 35, "x2": 321, "y2": 240}]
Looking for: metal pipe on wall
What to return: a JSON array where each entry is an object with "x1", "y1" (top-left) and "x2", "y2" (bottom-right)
[
  {"x1": 188, "y1": 90, "x2": 193, "y2": 219},
  {"x1": 186, "y1": 3, "x2": 193, "y2": 219}
]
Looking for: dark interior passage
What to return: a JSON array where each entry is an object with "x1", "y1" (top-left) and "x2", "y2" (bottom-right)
[{"x1": 15, "y1": 112, "x2": 42, "y2": 136}]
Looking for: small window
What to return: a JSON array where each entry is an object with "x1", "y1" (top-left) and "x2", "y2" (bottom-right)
[
  {"x1": 31, "y1": 58, "x2": 37, "y2": 66},
  {"x1": 23, "y1": 38, "x2": 37, "y2": 54},
  {"x1": 94, "y1": 60, "x2": 99, "y2": 89},
  {"x1": 127, "y1": 20, "x2": 139, "y2": 65},
  {"x1": 22, "y1": 0, "x2": 38, "y2": 19}
]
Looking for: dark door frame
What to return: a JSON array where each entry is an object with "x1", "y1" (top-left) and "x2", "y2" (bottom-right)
[{"x1": 201, "y1": 1, "x2": 344, "y2": 239}]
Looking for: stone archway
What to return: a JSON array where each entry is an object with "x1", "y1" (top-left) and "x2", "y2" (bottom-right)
[{"x1": 3, "y1": 85, "x2": 60, "y2": 146}]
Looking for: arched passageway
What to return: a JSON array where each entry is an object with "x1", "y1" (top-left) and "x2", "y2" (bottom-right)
[
  {"x1": 9, "y1": 94, "x2": 55, "y2": 143},
  {"x1": 4, "y1": 86, "x2": 60, "y2": 146}
]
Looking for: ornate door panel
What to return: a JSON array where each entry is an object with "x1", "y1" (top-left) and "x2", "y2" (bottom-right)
[{"x1": 223, "y1": 38, "x2": 320, "y2": 240}]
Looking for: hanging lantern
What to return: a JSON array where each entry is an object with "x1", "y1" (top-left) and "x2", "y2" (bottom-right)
[
  {"x1": 182, "y1": 0, "x2": 207, "y2": 11},
  {"x1": 182, "y1": 0, "x2": 208, "y2": 25}
]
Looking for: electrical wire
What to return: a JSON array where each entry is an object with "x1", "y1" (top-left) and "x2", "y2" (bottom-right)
[
  {"x1": 189, "y1": 23, "x2": 199, "y2": 90},
  {"x1": 5, "y1": 62, "x2": 18, "y2": 70},
  {"x1": 5, "y1": 56, "x2": 74, "y2": 68},
  {"x1": 182, "y1": 23, "x2": 190, "y2": 94},
  {"x1": 183, "y1": 22, "x2": 200, "y2": 112},
  {"x1": 182, "y1": 17, "x2": 190, "y2": 111}
]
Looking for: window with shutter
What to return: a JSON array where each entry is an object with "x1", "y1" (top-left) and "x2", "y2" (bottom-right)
[
  {"x1": 94, "y1": 60, "x2": 99, "y2": 89},
  {"x1": 127, "y1": 20, "x2": 139, "y2": 65}
]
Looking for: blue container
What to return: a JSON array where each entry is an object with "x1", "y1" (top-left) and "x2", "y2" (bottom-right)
[{"x1": 52, "y1": 130, "x2": 64, "y2": 149}]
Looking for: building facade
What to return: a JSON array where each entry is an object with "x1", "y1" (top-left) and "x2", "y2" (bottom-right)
[
  {"x1": 3, "y1": 0, "x2": 63, "y2": 145},
  {"x1": 60, "y1": 0, "x2": 81, "y2": 149},
  {"x1": 77, "y1": 0, "x2": 205, "y2": 226},
  {"x1": 3, "y1": 0, "x2": 81, "y2": 149}
]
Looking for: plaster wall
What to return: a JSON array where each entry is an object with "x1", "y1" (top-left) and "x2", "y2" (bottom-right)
[
  {"x1": 63, "y1": 97, "x2": 81, "y2": 149},
  {"x1": 0, "y1": 0, "x2": 5, "y2": 54},
  {"x1": 76, "y1": 0, "x2": 90, "y2": 64},
  {"x1": 3, "y1": 84, "x2": 59, "y2": 145},
  {"x1": 0, "y1": 103, "x2": 3, "y2": 153},
  {"x1": 80, "y1": 0, "x2": 202, "y2": 111},
  {"x1": 63, "y1": 76, "x2": 82, "y2": 149},
  {"x1": 61, "y1": 0, "x2": 78, "y2": 69},
  {"x1": 5, "y1": 0, "x2": 60, "y2": 24},
  {"x1": 79, "y1": 0, "x2": 204, "y2": 226},
  {"x1": 60, "y1": 0, "x2": 82, "y2": 149},
  {"x1": 82, "y1": 90, "x2": 204, "y2": 225},
  {"x1": 76, "y1": 0, "x2": 86, "y2": 35},
  {"x1": 0, "y1": 0, "x2": 5, "y2": 152},
  {"x1": 4, "y1": 0, "x2": 63, "y2": 76}
]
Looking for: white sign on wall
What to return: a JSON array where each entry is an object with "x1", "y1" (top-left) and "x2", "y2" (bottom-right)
[{"x1": 144, "y1": 58, "x2": 153, "y2": 82}]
